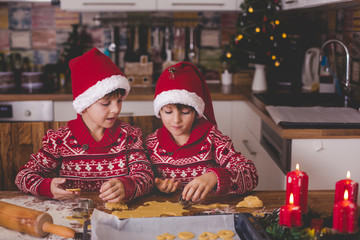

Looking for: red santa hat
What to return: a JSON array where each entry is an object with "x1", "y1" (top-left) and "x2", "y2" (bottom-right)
[
  {"x1": 154, "y1": 61, "x2": 217, "y2": 125},
  {"x1": 70, "y1": 48, "x2": 130, "y2": 114}
]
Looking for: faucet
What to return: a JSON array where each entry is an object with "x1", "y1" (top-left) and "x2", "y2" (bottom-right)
[{"x1": 319, "y1": 39, "x2": 351, "y2": 107}]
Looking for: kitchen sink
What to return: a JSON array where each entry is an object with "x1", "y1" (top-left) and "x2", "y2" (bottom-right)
[{"x1": 253, "y1": 92, "x2": 360, "y2": 109}]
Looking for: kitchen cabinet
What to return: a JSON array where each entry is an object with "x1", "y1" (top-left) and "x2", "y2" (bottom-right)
[
  {"x1": 292, "y1": 138, "x2": 360, "y2": 199},
  {"x1": 282, "y1": 0, "x2": 353, "y2": 10},
  {"x1": 54, "y1": 100, "x2": 154, "y2": 121},
  {"x1": 233, "y1": 101, "x2": 286, "y2": 191},
  {"x1": 61, "y1": 0, "x2": 242, "y2": 12},
  {"x1": 61, "y1": 0, "x2": 157, "y2": 12}
]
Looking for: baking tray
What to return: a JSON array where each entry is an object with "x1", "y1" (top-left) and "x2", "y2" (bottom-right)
[{"x1": 91, "y1": 209, "x2": 271, "y2": 240}]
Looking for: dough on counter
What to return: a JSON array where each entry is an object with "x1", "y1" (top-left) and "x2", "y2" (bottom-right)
[
  {"x1": 105, "y1": 202, "x2": 128, "y2": 210},
  {"x1": 112, "y1": 201, "x2": 189, "y2": 218},
  {"x1": 66, "y1": 188, "x2": 81, "y2": 192},
  {"x1": 191, "y1": 203, "x2": 229, "y2": 209},
  {"x1": 217, "y1": 230, "x2": 234, "y2": 239},
  {"x1": 178, "y1": 231, "x2": 195, "y2": 239},
  {"x1": 236, "y1": 195, "x2": 263, "y2": 208}
]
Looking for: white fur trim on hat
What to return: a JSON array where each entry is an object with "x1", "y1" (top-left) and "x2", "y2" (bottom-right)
[
  {"x1": 73, "y1": 75, "x2": 130, "y2": 114},
  {"x1": 154, "y1": 89, "x2": 205, "y2": 118}
]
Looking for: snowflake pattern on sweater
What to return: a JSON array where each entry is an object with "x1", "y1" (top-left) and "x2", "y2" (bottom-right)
[
  {"x1": 145, "y1": 118, "x2": 258, "y2": 194},
  {"x1": 15, "y1": 117, "x2": 154, "y2": 200}
]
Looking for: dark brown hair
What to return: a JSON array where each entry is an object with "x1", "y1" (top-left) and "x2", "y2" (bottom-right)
[{"x1": 104, "y1": 88, "x2": 126, "y2": 99}]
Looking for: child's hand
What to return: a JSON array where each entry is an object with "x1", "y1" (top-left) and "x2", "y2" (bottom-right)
[
  {"x1": 182, "y1": 172, "x2": 217, "y2": 202},
  {"x1": 155, "y1": 178, "x2": 180, "y2": 193},
  {"x1": 50, "y1": 178, "x2": 80, "y2": 200},
  {"x1": 99, "y1": 179, "x2": 125, "y2": 203}
]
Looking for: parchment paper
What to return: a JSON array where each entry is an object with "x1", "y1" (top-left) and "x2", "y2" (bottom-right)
[{"x1": 91, "y1": 209, "x2": 241, "y2": 240}]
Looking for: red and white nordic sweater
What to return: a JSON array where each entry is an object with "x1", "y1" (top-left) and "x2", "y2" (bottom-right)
[
  {"x1": 145, "y1": 118, "x2": 258, "y2": 194},
  {"x1": 15, "y1": 115, "x2": 154, "y2": 200}
]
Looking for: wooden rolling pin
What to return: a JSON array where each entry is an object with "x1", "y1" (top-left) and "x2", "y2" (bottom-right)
[{"x1": 0, "y1": 200, "x2": 75, "y2": 238}]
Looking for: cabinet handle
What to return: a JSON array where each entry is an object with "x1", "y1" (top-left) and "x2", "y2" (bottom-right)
[
  {"x1": 242, "y1": 140, "x2": 256, "y2": 156},
  {"x1": 171, "y1": 3, "x2": 224, "y2": 7},
  {"x1": 83, "y1": 2, "x2": 136, "y2": 6}
]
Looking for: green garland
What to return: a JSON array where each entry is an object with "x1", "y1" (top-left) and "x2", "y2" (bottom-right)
[{"x1": 257, "y1": 208, "x2": 360, "y2": 240}]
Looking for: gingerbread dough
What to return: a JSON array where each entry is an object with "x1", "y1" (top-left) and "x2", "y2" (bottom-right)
[
  {"x1": 191, "y1": 203, "x2": 229, "y2": 209},
  {"x1": 112, "y1": 201, "x2": 189, "y2": 218},
  {"x1": 105, "y1": 202, "x2": 128, "y2": 210},
  {"x1": 66, "y1": 188, "x2": 81, "y2": 192},
  {"x1": 236, "y1": 195, "x2": 263, "y2": 208}
]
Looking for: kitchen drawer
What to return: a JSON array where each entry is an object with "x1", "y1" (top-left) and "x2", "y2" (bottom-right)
[
  {"x1": 239, "y1": 127, "x2": 285, "y2": 190},
  {"x1": 242, "y1": 102, "x2": 261, "y2": 142},
  {"x1": 61, "y1": 0, "x2": 156, "y2": 12}
]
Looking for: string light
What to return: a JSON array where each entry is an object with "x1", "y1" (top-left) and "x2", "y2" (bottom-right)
[
  {"x1": 269, "y1": 36, "x2": 274, "y2": 40},
  {"x1": 248, "y1": 6, "x2": 254, "y2": 13},
  {"x1": 255, "y1": 27, "x2": 260, "y2": 33},
  {"x1": 271, "y1": 55, "x2": 276, "y2": 60},
  {"x1": 236, "y1": 34, "x2": 243, "y2": 41},
  {"x1": 226, "y1": 52, "x2": 232, "y2": 58},
  {"x1": 282, "y1": 33, "x2": 287, "y2": 38},
  {"x1": 275, "y1": 20, "x2": 280, "y2": 25},
  {"x1": 275, "y1": 61, "x2": 280, "y2": 67}
]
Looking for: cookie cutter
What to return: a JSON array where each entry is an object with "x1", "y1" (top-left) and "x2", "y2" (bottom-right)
[{"x1": 178, "y1": 194, "x2": 193, "y2": 208}]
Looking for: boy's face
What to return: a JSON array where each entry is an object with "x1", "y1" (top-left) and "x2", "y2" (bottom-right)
[
  {"x1": 160, "y1": 104, "x2": 196, "y2": 143},
  {"x1": 82, "y1": 94, "x2": 123, "y2": 132}
]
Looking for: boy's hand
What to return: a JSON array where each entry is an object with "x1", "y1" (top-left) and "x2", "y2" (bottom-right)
[
  {"x1": 99, "y1": 179, "x2": 125, "y2": 203},
  {"x1": 50, "y1": 178, "x2": 80, "y2": 200},
  {"x1": 182, "y1": 172, "x2": 217, "y2": 202},
  {"x1": 155, "y1": 178, "x2": 180, "y2": 193}
]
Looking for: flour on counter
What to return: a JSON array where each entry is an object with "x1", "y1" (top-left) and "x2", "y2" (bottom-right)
[{"x1": 0, "y1": 195, "x2": 83, "y2": 240}]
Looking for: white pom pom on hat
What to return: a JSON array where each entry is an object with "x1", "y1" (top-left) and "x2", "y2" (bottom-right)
[{"x1": 154, "y1": 61, "x2": 216, "y2": 125}]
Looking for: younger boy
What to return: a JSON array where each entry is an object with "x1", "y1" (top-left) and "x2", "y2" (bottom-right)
[
  {"x1": 15, "y1": 48, "x2": 154, "y2": 202},
  {"x1": 145, "y1": 62, "x2": 258, "y2": 203}
]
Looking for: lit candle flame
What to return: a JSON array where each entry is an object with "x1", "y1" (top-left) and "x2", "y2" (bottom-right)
[
  {"x1": 344, "y1": 190, "x2": 349, "y2": 201},
  {"x1": 347, "y1": 170, "x2": 351, "y2": 179},
  {"x1": 296, "y1": 163, "x2": 299, "y2": 171},
  {"x1": 289, "y1": 193, "x2": 294, "y2": 205}
]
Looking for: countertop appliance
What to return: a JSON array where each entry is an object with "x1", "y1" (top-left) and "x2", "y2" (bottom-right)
[
  {"x1": 0, "y1": 101, "x2": 53, "y2": 122},
  {"x1": 301, "y1": 47, "x2": 320, "y2": 91}
]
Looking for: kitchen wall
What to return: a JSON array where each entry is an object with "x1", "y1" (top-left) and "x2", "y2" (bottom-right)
[
  {"x1": 0, "y1": 2, "x2": 359, "y2": 96},
  {"x1": 0, "y1": 2, "x2": 237, "y2": 77}
]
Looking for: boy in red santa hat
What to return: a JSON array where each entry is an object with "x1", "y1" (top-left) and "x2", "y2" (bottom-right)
[
  {"x1": 145, "y1": 61, "x2": 258, "y2": 203},
  {"x1": 16, "y1": 48, "x2": 154, "y2": 203}
]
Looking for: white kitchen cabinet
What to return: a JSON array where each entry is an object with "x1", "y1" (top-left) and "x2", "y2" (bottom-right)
[
  {"x1": 54, "y1": 100, "x2": 154, "y2": 121},
  {"x1": 233, "y1": 101, "x2": 286, "y2": 190},
  {"x1": 157, "y1": 0, "x2": 238, "y2": 11},
  {"x1": 61, "y1": 0, "x2": 157, "y2": 12},
  {"x1": 292, "y1": 138, "x2": 360, "y2": 198}
]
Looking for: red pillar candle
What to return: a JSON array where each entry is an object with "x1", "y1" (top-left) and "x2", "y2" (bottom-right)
[
  {"x1": 286, "y1": 163, "x2": 309, "y2": 213},
  {"x1": 335, "y1": 171, "x2": 358, "y2": 205},
  {"x1": 333, "y1": 190, "x2": 359, "y2": 234},
  {"x1": 279, "y1": 193, "x2": 302, "y2": 227}
]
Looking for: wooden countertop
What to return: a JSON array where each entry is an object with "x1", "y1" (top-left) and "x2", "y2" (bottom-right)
[
  {"x1": 0, "y1": 84, "x2": 251, "y2": 101},
  {"x1": 0, "y1": 190, "x2": 335, "y2": 216},
  {"x1": 0, "y1": 190, "x2": 336, "y2": 239},
  {"x1": 248, "y1": 94, "x2": 360, "y2": 139}
]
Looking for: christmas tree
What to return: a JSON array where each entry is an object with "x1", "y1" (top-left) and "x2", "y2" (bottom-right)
[{"x1": 223, "y1": 0, "x2": 287, "y2": 69}]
